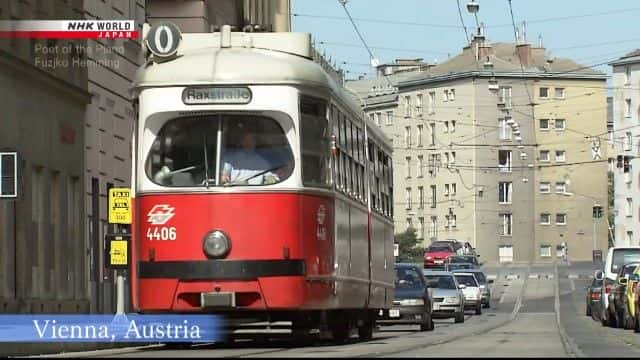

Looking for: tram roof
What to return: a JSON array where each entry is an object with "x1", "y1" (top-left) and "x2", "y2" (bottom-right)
[{"x1": 132, "y1": 30, "x2": 391, "y2": 151}]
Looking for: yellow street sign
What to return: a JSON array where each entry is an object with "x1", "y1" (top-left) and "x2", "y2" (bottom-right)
[
  {"x1": 109, "y1": 188, "x2": 131, "y2": 224},
  {"x1": 109, "y1": 240, "x2": 128, "y2": 266}
]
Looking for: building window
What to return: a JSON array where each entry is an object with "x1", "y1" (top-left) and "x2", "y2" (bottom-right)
[
  {"x1": 539, "y1": 87, "x2": 549, "y2": 98},
  {"x1": 444, "y1": 184, "x2": 450, "y2": 197},
  {"x1": 554, "y1": 87, "x2": 565, "y2": 99},
  {"x1": 405, "y1": 126, "x2": 411, "y2": 148},
  {"x1": 375, "y1": 112, "x2": 382, "y2": 127},
  {"x1": 416, "y1": 94, "x2": 423, "y2": 115},
  {"x1": 540, "y1": 213, "x2": 551, "y2": 225},
  {"x1": 451, "y1": 151, "x2": 456, "y2": 163},
  {"x1": 554, "y1": 150, "x2": 566, "y2": 162},
  {"x1": 406, "y1": 157, "x2": 411, "y2": 178},
  {"x1": 627, "y1": 197, "x2": 633, "y2": 217},
  {"x1": 499, "y1": 86, "x2": 512, "y2": 108},
  {"x1": 498, "y1": 182, "x2": 512, "y2": 204},
  {"x1": 451, "y1": 120, "x2": 456, "y2": 133},
  {"x1": 386, "y1": 111, "x2": 393, "y2": 125},
  {"x1": 418, "y1": 217, "x2": 425, "y2": 239},
  {"x1": 443, "y1": 89, "x2": 449, "y2": 102},
  {"x1": 626, "y1": 132, "x2": 632, "y2": 151},
  {"x1": 444, "y1": 152, "x2": 450, "y2": 168},
  {"x1": 404, "y1": 96, "x2": 411, "y2": 117},
  {"x1": 499, "y1": 213, "x2": 512, "y2": 236},
  {"x1": 417, "y1": 155, "x2": 424, "y2": 177},
  {"x1": 540, "y1": 150, "x2": 550, "y2": 162},
  {"x1": 429, "y1": 123, "x2": 435, "y2": 146},
  {"x1": 625, "y1": 66, "x2": 631, "y2": 85},
  {"x1": 418, "y1": 186, "x2": 424, "y2": 209},
  {"x1": 407, "y1": 218, "x2": 413, "y2": 230},
  {"x1": 555, "y1": 182, "x2": 566, "y2": 194},
  {"x1": 556, "y1": 213, "x2": 567, "y2": 225},
  {"x1": 451, "y1": 214, "x2": 457, "y2": 227},
  {"x1": 430, "y1": 185, "x2": 436, "y2": 208},
  {"x1": 444, "y1": 121, "x2": 449, "y2": 133},
  {"x1": 451, "y1": 183, "x2": 457, "y2": 196},
  {"x1": 499, "y1": 118, "x2": 513, "y2": 140},
  {"x1": 406, "y1": 187, "x2": 412, "y2": 210},
  {"x1": 369, "y1": 113, "x2": 375, "y2": 125},
  {"x1": 555, "y1": 119, "x2": 565, "y2": 130},
  {"x1": 430, "y1": 216, "x2": 437, "y2": 239},
  {"x1": 540, "y1": 182, "x2": 551, "y2": 193},
  {"x1": 498, "y1": 150, "x2": 512, "y2": 172},
  {"x1": 428, "y1": 91, "x2": 435, "y2": 114},
  {"x1": 626, "y1": 99, "x2": 632, "y2": 118},
  {"x1": 539, "y1": 119, "x2": 550, "y2": 130},
  {"x1": 450, "y1": 89, "x2": 455, "y2": 101},
  {"x1": 417, "y1": 125, "x2": 423, "y2": 147},
  {"x1": 540, "y1": 245, "x2": 552, "y2": 257}
]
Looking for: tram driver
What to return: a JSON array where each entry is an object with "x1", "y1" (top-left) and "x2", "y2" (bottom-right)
[{"x1": 221, "y1": 127, "x2": 281, "y2": 185}]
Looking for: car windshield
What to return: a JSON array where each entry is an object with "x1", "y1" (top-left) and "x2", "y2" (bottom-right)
[
  {"x1": 455, "y1": 274, "x2": 478, "y2": 287},
  {"x1": 145, "y1": 114, "x2": 294, "y2": 187},
  {"x1": 425, "y1": 275, "x2": 457, "y2": 290},
  {"x1": 621, "y1": 264, "x2": 640, "y2": 277},
  {"x1": 395, "y1": 267, "x2": 423, "y2": 289},
  {"x1": 472, "y1": 272, "x2": 487, "y2": 284},
  {"x1": 611, "y1": 249, "x2": 640, "y2": 273},
  {"x1": 428, "y1": 245, "x2": 453, "y2": 252},
  {"x1": 448, "y1": 263, "x2": 474, "y2": 270}
]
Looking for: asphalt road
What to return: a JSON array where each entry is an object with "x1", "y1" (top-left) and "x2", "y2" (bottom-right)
[{"x1": 36, "y1": 261, "x2": 640, "y2": 358}]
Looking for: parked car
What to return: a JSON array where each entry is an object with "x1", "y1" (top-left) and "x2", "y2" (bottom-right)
[
  {"x1": 585, "y1": 275, "x2": 603, "y2": 318},
  {"x1": 633, "y1": 267, "x2": 640, "y2": 332},
  {"x1": 447, "y1": 255, "x2": 481, "y2": 268},
  {"x1": 378, "y1": 263, "x2": 434, "y2": 331},
  {"x1": 425, "y1": 244, "x2": 457, "y2": 269},
  {"x1": 445, "y1": 262, "x2": 476, "y2": 272},
  {"x1": 452, "y1": 268, "x2": 493, "y2": 308},
  {"x1": 423, "y1": 270, "x2": 466, "y2": 323},
  {"x1": 612, "y1": 262, "x2": 640, "y2": 329},
  {"x1": 454, "y1": 272, "x2": 483, "y2": 315},
  {"x1": 600, "y1": 246, "x2": 640, "y2": 327}
]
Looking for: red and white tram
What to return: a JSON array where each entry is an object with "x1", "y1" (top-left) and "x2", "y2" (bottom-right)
[{"x1": 129, "y1": 23, "x2": 394, "y2": 341}]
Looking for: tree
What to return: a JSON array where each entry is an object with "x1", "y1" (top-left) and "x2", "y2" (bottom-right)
[{"x1": 395, "y1": 227, "x2": 423, "y2": 264}]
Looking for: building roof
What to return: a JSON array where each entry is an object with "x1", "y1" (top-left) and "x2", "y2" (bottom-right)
[
  {"x1": 345, "y1": 41, "x2": 606, "y2": 101},
  {"x1": 609, "y1": 49, "x2": 640, "y2": 66}
]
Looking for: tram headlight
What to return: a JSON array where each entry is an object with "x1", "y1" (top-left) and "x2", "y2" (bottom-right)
[{"x1": 203, "y1": 230, "x2": 231, "y2": 259}]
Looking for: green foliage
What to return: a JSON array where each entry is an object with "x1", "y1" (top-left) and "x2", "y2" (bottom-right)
[{"x1": 395, "y1": 227, "x2": 423, "y2": 264}]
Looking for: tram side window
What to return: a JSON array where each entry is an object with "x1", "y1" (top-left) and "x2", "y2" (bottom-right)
[{"x1": 300, "y1": 96, "x2": 330, "y2": 188}]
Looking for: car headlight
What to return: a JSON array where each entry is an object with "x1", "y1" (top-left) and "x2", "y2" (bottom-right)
[
  {"x1": 399, "y1": 299, "x2": 424, "y2": 306},
  {"x1": 203, "y1": 230, "x2": 231, "y2": 258},
  {"x1": 443, "y1": 297, "x2": 459, "y2": 304}
]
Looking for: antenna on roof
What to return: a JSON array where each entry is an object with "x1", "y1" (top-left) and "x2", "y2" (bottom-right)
[
  {"x1": 538, "y1": 34, "x2": 543, "y2": 48},
  {"x1": 522, "y1": 21, "x2": 527, "y2": 43}
]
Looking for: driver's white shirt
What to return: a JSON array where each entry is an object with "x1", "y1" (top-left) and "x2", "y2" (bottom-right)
[{"x1": 223, "y1": 150, "x2": 274, "y2": 185}]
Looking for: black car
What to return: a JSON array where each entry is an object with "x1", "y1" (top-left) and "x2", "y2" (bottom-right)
[
  {"x1": 378, "y1": 263, "x2": 435, "y2": 331},
  {"x1": 586, "y1": 275, "x2": 603, "y2": 318}
]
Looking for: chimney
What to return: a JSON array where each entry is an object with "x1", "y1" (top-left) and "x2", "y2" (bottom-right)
[{"x1": 516, "y1": 43, "x2": 532, "y2": 67}]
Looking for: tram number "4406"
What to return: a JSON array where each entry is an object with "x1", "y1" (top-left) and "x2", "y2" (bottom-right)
[{"x1": 146, "y1": 227, "x2": 177, "y2": 241}]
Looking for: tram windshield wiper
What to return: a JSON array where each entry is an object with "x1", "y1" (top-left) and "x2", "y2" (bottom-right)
[{"x1": 223, "y1": 164, "x2": 284, "y2": 186}]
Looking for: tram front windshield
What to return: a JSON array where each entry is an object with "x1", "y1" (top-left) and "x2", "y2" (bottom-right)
[{"x1": 145, "y1": 115, "x2": 293, "y2": 187}]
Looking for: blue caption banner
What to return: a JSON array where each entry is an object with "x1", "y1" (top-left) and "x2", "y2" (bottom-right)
[{"x1": 0, "y1": 314, "x2": 223, "y2": 343}]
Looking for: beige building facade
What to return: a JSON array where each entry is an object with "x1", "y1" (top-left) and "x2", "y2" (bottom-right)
[{"x1": 348, "y1": 36, "x2": 608, "y2": 263}]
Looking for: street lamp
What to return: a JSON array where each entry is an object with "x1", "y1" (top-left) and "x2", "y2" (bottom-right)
[{"x1": 466, "y1": 0, "x2": 479, "y2": 14}]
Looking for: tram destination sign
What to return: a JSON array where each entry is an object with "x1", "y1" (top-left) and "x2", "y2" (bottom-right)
[{"x1": 182, "y1": 87, "x2": 252, "y2": 105}]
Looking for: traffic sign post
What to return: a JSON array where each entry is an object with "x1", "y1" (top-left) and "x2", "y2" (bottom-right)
[{"x1": 107, "y1": 188, "x2": 131, "y2": 315}]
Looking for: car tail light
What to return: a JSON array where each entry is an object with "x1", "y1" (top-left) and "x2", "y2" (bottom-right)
[
  {"x1": 591, "y1": 292, "x2": 601, "y2": 300},
  {"x1": 605, "y1": 284, "x2": 613, "y2": 294}
]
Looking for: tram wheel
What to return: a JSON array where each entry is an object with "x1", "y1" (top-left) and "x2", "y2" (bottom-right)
[{"x1": 357, "y1": 311, "x2": 374, "y2": 341}]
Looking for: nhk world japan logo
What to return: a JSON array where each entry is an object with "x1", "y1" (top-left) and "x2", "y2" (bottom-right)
[{"x1": 0, "y1": 20, "x2": 138, "y2": 39}]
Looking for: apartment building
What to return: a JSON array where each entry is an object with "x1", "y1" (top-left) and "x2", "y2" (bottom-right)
[
  {"x1": 611, "y1": 50, "x2": 640, "y2": 247},
  {"x1": 347, "y1": 32, "x2": 608, "y2": 263},
  {"x1": 0, "y1": 1, "x2": 90, "y2": 313}
]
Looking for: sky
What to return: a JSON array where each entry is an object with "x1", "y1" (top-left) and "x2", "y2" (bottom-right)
[{"x1": 291, "y1": 0, "x2": 640, "y2": 81}]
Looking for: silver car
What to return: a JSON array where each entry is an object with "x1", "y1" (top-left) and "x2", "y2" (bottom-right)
[
  {"x1": 423, "y1": 270, "x2": 466, "y2": 323},
  {"x1": 452, "y1": 268, "x2": 493, "y2": 308}
]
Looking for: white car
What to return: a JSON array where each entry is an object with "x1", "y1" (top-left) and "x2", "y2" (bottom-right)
[
  {"x1": 454, "y1": 272, "x2": 482, "y2": 315},
  {"x1": 599, "y1": 246, "x2": 640, "y2": 327}
]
